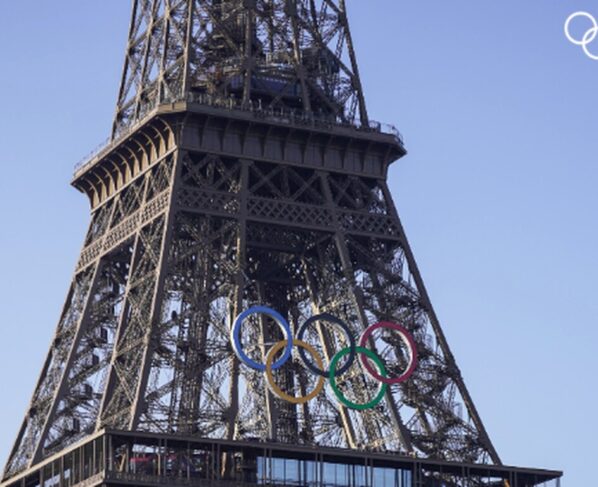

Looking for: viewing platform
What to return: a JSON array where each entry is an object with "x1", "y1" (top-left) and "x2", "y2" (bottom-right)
[{"x1": 1, "y1": 431, "x2": 562, "y2": 487}]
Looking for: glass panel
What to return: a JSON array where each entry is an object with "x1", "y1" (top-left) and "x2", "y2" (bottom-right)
[
  {"x1": 276, "y1": 458, "x2": 287, "y2": 483},
  {"x1": 303, "y1": 460, "x2": 317, "y2": 486},
  {"x1": 323, "y1": 462, "x2": 335, "y2": 486},
  {"x1": 285, "y1": 459, "x2": 300, "y2": 485}
]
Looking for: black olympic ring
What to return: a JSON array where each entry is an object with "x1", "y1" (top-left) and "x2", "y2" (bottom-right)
[{"x1": 296, "y1": 313, "x2": 357, "y2": 378}]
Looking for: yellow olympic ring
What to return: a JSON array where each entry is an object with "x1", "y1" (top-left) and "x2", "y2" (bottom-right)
[{"x1": 265, "y1": 340, "x2": 326, "y2": 404}]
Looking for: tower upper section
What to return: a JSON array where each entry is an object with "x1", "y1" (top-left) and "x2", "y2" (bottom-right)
[{"x1": 113, "y1": 0, "x2": 369, "y2": 137}]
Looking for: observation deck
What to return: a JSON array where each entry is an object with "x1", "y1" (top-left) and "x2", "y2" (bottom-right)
[
  {"x1": 71, "y1": 94, "x2": 406, "y2": 208},
  {"x1": 0, "y1": 430, "x2": 562, "y2": 487}
]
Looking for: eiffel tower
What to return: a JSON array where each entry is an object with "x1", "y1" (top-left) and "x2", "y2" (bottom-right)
[{"x1": 2, "y1": 1, "x2": 561, "y2": 486}]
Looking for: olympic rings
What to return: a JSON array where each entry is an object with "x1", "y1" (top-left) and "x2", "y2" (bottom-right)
[
  {"x1": 231, "y1": 306, "x2": 418, "y2": 410},
  {"x1": 359, "y1": 322, "x2": 418, "y2": 385},
  {"x1": 266, "y1": 340, "x2": 326, "y2": 404},
  {"x1": 329, "y1": 347, "x2": 388, "y2": 411},
  {"x1": 297, "y1": 313, "x2": 356, "y2": 378},
  {"x1": 564, "y1": 11, "x2": 598, "y2": 61}
]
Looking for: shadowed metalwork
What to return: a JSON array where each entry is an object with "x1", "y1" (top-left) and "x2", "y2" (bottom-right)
[{"x1": 113, "y1": 0, "x2": 369, "y2": 137}]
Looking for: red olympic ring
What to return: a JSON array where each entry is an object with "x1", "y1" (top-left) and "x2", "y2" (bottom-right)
[{"x1": 359, "y1": 322, "x2": 418, "y2": 385}]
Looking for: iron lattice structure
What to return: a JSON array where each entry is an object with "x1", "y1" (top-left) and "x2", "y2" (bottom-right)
[
  {"x1": 3, "y1": 0, "x2": 510, "y2": 483},
  {"x1": 113, "y1": 0, "x2": 368, "y2": 136}
]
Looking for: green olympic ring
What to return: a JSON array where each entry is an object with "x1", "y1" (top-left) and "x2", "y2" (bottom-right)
[{"x1": 329, "y1": 346, "x2": 388, "y2": 411}]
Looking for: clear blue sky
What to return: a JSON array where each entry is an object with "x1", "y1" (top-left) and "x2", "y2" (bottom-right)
[{"x1": 0, "y1": 1, "x2": 595, "y2": 485}]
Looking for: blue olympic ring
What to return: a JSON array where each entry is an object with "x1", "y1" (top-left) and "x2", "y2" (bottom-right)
[{"x1": 231, "y1": 306, "x2": 293, "y2": 372}]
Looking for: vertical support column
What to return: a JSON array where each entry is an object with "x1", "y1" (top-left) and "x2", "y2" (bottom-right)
[
  {"x1": 78, "y1": 445, "x2": 83, "y2": 485},
  {"x1": 222, "y1": 159, "x2": 251, "y2": 479},
  {"x1": 289, "y1": 2, "x2": 312, "y2": 113},
  {"x1": 338, "y1": 0, "x2": 369, "y2": 125},
  {"x1": 96, "y1": 207, "x2": 151, "y2": 429},
  {"x1": 242, "y1": 3, "x2": 255, "y2": 105},
  {"x1": 182, "y1": 0, "x2": 196, "y2": 95},
  {"x1": 96, "y1": 149, "x2": 179, "y2": 431},
  {"x1": 256, "y1": 282, "x2": 280, "y2": 441},
  {"x1": 129, "y1": 149, "x2": 185, "y2": 429},
  {"x1": 102, "y1": 434, "x2": 108, "y2": 475},
  {"x1": 59, "y1": 452, "x2": 64, "y2": 487},
  {"x1": 92, "y1": 439, "x2": 96, "y2": 476},
  {"x1": 226, "y1": 159, "x2": 251, "y2": 441},
  {"x1": 133, "y1": 0, "x2": 160, "y2": 121},
  {"x1": 158, "y1": 0, "x2": 171, "y2": 103},
  {"x1": 112, "y1": 0, "x2": 141, "y2": 137}
]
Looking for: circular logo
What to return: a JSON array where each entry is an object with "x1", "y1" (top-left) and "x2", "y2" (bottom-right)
[
  {"x1": 231, "y1": 306, "x2": 418, "y2": 410},
  {"x1": 565, "y1": 11, "x2": 598, "y2": 60}
]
